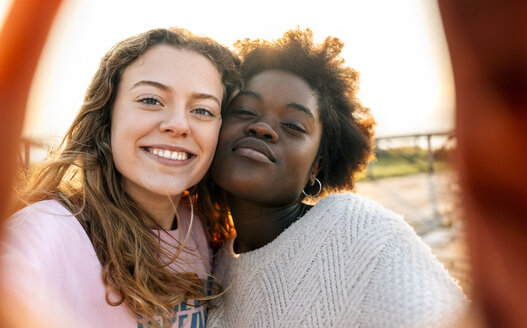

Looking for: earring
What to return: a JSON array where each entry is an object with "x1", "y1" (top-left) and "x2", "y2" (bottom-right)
[{"x1": 302, "y1": 178, "x2": 322, "y2": 197}]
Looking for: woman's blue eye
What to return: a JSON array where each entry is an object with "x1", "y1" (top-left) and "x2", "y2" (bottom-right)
[
  {"x1": 140, "y1": 97, "x2": 161, "y2": 106},
  {"x1": 192, "y1": 108, "x2": 215, "y2": 117}
]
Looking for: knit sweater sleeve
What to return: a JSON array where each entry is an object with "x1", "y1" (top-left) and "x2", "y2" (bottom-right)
[{"x1": 355, "y1": 205, "x2": 467, "y2": 328}]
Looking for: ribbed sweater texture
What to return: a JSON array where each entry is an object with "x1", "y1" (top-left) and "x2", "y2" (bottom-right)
[{"x1": 207, "y1": 193, "x2": 466, "y2": 328}]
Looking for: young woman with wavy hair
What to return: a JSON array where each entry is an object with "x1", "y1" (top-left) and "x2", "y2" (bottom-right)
[{"x1": 1, "y1": 27, "x2": 240, "y2": 327}]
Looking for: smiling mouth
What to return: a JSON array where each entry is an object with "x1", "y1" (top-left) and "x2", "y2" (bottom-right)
[{"x1": 144, "y1": 147, "x2": 194, "y2": 161}]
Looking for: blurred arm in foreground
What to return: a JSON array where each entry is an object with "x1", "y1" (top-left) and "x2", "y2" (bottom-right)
[
  {"x1": 0, "y1": 0, "x2": 63, "y2": 326},
  {"x1": 438, "y1": 0, "x2": 527, "y2": 327}
]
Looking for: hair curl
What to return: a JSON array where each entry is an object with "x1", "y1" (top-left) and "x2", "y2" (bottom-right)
[{"x1": 12, "y1": 27, "x2": 240, "y2": 326}]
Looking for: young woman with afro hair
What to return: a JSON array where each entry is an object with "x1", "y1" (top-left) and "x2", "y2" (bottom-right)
[{"x1": 205, "y1": 28, "x2": 466, "y2": 328}]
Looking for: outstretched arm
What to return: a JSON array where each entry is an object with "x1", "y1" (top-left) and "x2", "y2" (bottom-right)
[
  {"x1": 438, "y1": 1, "x2": 527, "y2": 327},
  {"x1": 0, "y1": 0, "x2": 63, "y2": 326}
]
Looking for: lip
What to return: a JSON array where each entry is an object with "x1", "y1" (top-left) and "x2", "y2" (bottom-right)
[{"x1": 232, "y1": 137, "x2": 276, "y2": 163}]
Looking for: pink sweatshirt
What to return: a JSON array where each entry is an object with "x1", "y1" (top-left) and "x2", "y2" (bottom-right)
[{"x1": 1, "y1": 200, "x2": 211, "y2": 328}]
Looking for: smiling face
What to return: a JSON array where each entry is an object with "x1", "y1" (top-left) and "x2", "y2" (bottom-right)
[
  {"x1": 111, "y1": 45, "x2": 223, "y2": 205},
  {"x1": 211, "y1": 70, "x2": 323, "y2": 206}
]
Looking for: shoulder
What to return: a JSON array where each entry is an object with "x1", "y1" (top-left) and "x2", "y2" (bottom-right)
[
  {"x1": 323, "y1": 194, "x2": 468, "y2": 326},
  {"x1": 3, "y1": 200, "x2": 88, "y2": 255},
  {"x1": 312, "y1": 193, "x2": 461, "y2": 286},
  {"x1": 2, "y1": 200, "x2": 88, "y2": 278},
  {"x1": 312, "y1": 192, "x2": 408, "y2": 236},
  {"x1": 315, "y1": 193, "x2": 402, "y2": 218},
  {"x1": 6, "y1": 199, "x2": 80, "y2": 232},
  {"x1": 313, "y1": 194, "x2": 442, "y2": 268},
  {"x1": 305, "y1": 193, "x2": 421, "y2": 271},
  {"x1": 10, "y1": 199, "x2": 73, "y2": 217},
  {"x1": 315, "y1": 194, "x2": 466, "y2": 326}
]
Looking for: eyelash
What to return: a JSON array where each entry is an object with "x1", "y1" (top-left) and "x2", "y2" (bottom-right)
[
  {"x1": 138, "y1": 96, "x2": 162, "y2": 107},
  {"x1": 282, "y1": 122, "x2": 306, "y2": 133},
  {"x1": 232, "y1": 109, "x2": 256, "y2": 117},
  {"x1": 191, "y1": 107, "x2": 216, "y2": 118}
]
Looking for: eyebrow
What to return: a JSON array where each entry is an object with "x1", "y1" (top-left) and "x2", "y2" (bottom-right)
[
  {"x1": 131, "y1": 80, "x2": 169, "y2": 91},
  {"x1": 287, "y1": 103, "x2": 314, "y2": 120},
  {"x1": 131, "y1": 80, "x2": 221, "y2": 106},
  {"x1": 191, "y1": 93, "x2": 221, "y2": 107},
  {"x1": 234, "y1": 90, "x2": 262, "y2": 101}
]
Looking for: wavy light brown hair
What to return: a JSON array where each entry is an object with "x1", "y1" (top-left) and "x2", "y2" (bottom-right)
[
  {"x1": 207, "y1": 28, "x2": 375, "y2": 243},
  {"x1": 12, "y1": 27, "x2": 240, "y2": 326}
]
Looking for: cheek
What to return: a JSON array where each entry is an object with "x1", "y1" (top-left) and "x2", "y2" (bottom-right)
[
  {"x1": 111, "y1": 119, "x2": 131, "y2": 152},
  {"x1": 110, "y1": 122, "x2": 130, "y2": 176},
  {"x1": 110, "y1": 112, "x2": 124, "y2": 162},
  {"x1": 216, "y1": 122, "x2": 240, "y2": 149},
  {"x1": 195, "y1": 122, "x2": 222, "y2": 160},
  {"x1": 112, "y1": 108, "x2": 156, "y2": 144},
  {"x1": 110, "y1": 109, "x2": 146, "y2": 173},
  {"x1": 287, "y1": 141, "x2": 320, "y2": 177}
]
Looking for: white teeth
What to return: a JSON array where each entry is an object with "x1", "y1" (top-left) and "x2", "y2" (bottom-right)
[{"x1": 149, "y1": 148, "x2": 188, "y2": 161}]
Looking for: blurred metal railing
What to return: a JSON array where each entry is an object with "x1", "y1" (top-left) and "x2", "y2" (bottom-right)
[
  {"x1": 366, "y1": 131, "x2": 456, "y2": 180},
  {"x1": 18, "y1": 137, "x2": 53, "y2": 170}
]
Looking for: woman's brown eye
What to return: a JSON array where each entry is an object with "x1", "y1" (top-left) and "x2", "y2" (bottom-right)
[
  {"x1": 235, "y1": 109, "x2": 256, "y2": 118},
  {"x1": 283, "y1": 122, "x2": 305, "y2": 133}
]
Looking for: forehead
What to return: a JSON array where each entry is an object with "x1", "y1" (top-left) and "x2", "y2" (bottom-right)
[
  {"x1": 244, "y1": 70, "x2": 319, "y2": 117},
  {"x1": 120, "y1": 45, "x2": 223, "y2": 95}
]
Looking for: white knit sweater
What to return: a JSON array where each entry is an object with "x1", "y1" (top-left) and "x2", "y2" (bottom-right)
[{"x1": 207, "y1": 193, "x2": 466, "y2": 328}]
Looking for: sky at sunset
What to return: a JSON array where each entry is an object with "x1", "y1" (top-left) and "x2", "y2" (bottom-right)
[{"x1": 1, "y1": 0, "x2": 454, "y2": 142}]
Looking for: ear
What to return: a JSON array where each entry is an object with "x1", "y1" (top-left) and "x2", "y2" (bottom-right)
[{"x1": 308, "y1": 156, "x2": 323, "y2": 186}]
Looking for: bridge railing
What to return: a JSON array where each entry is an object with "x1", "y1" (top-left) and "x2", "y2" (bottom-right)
[{"x1": 366, "y1": 131, "x2": 456, "y2": 180}]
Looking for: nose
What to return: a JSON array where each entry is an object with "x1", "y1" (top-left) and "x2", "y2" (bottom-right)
[
  {"x1": 244, "y1": 121, "x2": 278, "y2": 143},
  {"x1": 159, "y1": 109, "x2": 191, "y2": 137}
]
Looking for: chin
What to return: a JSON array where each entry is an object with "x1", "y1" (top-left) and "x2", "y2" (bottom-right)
[
  {"x1": 140, "y1": 180, "x2": 193, "y2": 198},
  {"x1": 226, "y1": 185, "x2": 270, "y2": 202}
]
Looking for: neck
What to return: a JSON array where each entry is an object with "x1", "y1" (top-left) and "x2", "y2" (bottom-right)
[
  {"x1": 144, "y1": 195, "x2": 181, "y2": 230},
  {"x1": 127, "y1": 188, "x2": 181, "y2": 230},
  {"x1": 228, "y1": 196, "x2": 307, "y2": 253}
]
